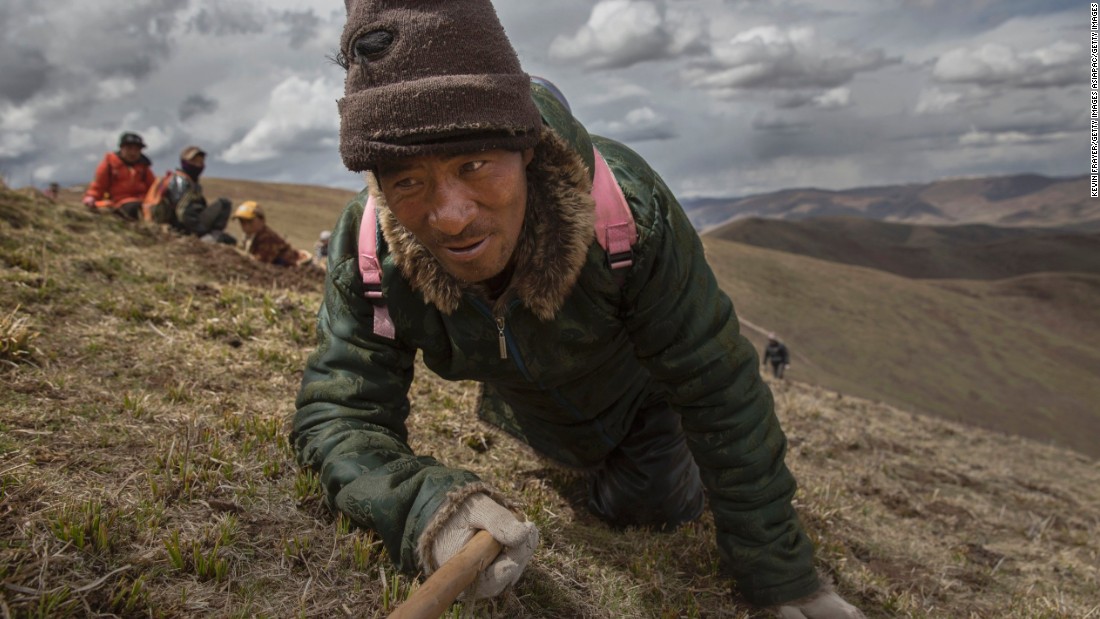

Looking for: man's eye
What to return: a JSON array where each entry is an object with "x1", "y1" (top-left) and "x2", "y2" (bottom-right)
[
  {"x1": 460, "y1": 160, "x2": 486, "y2": 173},
  {"x1": 393, "y1": 177, "x2": 418, "y2": 189}
]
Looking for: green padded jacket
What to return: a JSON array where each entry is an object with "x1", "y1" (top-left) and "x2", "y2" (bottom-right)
[{"x1": 291, "y1": 82, "x2": 820, "y2": 607}]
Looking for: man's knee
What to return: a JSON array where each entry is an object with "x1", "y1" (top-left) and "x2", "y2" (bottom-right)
[{"x1": 587, "y1": 402, "x2": 705, "y2": 530}]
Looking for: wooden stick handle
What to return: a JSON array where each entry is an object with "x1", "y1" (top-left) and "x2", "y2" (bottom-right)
[{"x1": 388, "y1": 530, "x2": 502, "y2": 619}]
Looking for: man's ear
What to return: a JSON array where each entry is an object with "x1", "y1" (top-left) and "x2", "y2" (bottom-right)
[{"x1": 521, "y1": 148, "x2": 535, "y2": 167}]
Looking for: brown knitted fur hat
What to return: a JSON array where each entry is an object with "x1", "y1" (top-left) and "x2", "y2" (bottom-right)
[{"x1": 337, "y1": 0, "x2": 543, "y2": 171}]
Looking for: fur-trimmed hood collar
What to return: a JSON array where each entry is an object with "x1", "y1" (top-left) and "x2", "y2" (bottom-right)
[{"x1": 370, "y1": 126, "x2": 596, "y2": 321}]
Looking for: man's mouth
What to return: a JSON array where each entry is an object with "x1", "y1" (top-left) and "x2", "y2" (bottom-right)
[{"x1": 440, "y1": 236, "x2": 488, "y2": 259}]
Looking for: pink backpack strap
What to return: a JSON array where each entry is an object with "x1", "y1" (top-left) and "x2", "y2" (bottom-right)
[
  {"x1": 591, "y1": 146, "x2": 638, "y2": 275},
  {"x1": 357, "y1": 194, "x2": 396, "y2": 339}
]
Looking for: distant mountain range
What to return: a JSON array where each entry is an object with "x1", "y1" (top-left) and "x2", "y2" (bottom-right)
[{"x1": 682, "y1": 173, "x2": 1097, "y2": 231}]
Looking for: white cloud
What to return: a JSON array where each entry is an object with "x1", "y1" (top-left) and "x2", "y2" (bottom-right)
[
  {"x1": 588, "y1": 106, "x2": 676, "y2": 142},
  {"x1": 933, "y1": 41, "x2": 1081, "y2": 88},
  {"x1": 68, "y1": 122, "x2": 174, "y2": 155},
  {"x1": 96, "y1": 77, "x2": 138, "y2": 101},
  {"x1": 222, "y1": 76, "x2": 341, "y2": 164},
  {"x1": 812, "y1": 87, "x2": 851, "y2": 109},
  {"x1": 0, "y1": 132, "x2": 33, "y2": 158},
  {"x1": 33, "y1": 165, "x2": 58, "y2": 182},
  {"x1": 914, "y1": 87, "x2": 966, "y2": 114},
  {"x1": 0, "y1": 103, "x2": 38, "y2": 133},
  {"x1": 685, "y1": 26, "x2": 894, "y2": 94},
  {"x1": 68, "y1": 126, "x2": 118, "y2": 151},
  {"x1": 549, "y1": 0, "x2": 707, "y2": 70},
  {"x1": 958, "y1": 127, "x2": 1072, "y2": 147}
]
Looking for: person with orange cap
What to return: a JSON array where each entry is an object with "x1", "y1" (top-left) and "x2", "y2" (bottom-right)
[{"x1": 231, "y1": 201, "x2": 309, "y2": 267}]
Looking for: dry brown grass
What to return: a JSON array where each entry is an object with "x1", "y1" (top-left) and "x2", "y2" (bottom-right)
[
  {"x1": 0, "y1": 304, "x2": 39, "y2": 368},
  {"x1": 1, "y1": 186, "x2": 1097, "y2": 618}
]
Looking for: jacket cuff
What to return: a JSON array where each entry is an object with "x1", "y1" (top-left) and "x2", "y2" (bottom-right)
[
  {"x1": 414, "y1": 481, "x2": 518, "y2": 574},
  {"x1": 738, "y1": 568, "x2": 822, "y2": 607}
]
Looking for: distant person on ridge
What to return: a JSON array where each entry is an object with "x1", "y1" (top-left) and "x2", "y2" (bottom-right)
[
  {"x1": 313, "y1": 230, "x2": 332, "y2": 271},
  {"x1": 82, "y1": 132, "x2": 156, "y2": 220},
  {"x1": 291, "y1": 2, "x2": 863, "y2": 617},
  {"x1": 231, "y1": 201, "x2": 309, "y2": 267},
  {"x1": 763, "y1": 333, "x2": 791, "y2": 379},
  {"x1": 144, "y1": 146, "x2": 234, "y2": 244}
]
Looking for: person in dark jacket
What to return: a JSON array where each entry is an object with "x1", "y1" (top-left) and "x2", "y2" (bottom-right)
[
  {"x1": 82, "y1": 131, "x2": 156, "y2": 220},
  {"x1": 291, "y1": 2, "x2": 862, "y2": 617},
  {"x1": 313, "y1": 230, "x2": 331, "y2": 271},
  {"x1": 764, "y1": 333, "x2": 791, "y2": 379},
  {"x1": 148, "y1": 146, "x2": 234, "y2": 244}
]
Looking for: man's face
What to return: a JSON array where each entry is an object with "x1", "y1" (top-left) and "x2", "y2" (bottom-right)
[
  {"x1": 375, "y1": 148, "x2": 533, "y2": 284},
  {"x1": 238, "y1": 217, "x2": 263, "y2": 236},
  {"x1": 119, "y1": 144, "x2": 143, "y2": 164}
]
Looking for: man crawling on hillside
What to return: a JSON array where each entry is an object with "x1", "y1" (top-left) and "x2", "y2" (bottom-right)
[{"x1": 291, "y1": 1, "x2": 863, "y2": 617}]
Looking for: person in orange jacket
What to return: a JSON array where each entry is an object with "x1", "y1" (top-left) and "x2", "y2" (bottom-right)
[{"x1": 82, "y1": 132, "x2": 156, "y2": 220}]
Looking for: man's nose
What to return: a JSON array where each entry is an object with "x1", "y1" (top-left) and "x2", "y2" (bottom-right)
[{"x1": 427, "y1": 179, "x2": 477, "y2": 237}]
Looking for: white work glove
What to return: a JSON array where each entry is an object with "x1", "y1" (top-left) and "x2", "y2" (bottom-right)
[
  {"x1": 82, "y1": 196, "x2": 96, "y2": 208},
  {"x1": 776, "y1": 589, "x2": 865, "y2": 619},
  {"x1": 430, "y1": 493, "x2": 539, "y2": 600}
]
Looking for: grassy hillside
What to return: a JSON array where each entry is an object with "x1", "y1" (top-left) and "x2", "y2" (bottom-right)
[
  {"x1": 2, "y1": 187, "x2": 1098, "y2": 617},
  {"x1": 704, "y1": 236, "x2": 1100, "y2": 458},
  {"x1": 708, "y1": 217, "x2": 1100, "y2": 280}
]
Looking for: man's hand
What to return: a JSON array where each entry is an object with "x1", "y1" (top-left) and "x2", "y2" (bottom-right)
[
  {"x1": 82, "y1": 196, "x2": 96, "y2": 208},
  {"x1": 430, "y1": 493, "x2": 538, "y2": 600},
  {"x1": 775, "y1": 589, "x2": 865, "y2": 619}
]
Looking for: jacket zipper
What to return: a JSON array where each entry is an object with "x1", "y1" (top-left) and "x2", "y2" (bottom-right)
[
  {"x1": 495, "y1": 316, "x2": 507, "y2": 360},
  {"x1": 470, "y1": 297, "x2": 617, "y2": 447}
]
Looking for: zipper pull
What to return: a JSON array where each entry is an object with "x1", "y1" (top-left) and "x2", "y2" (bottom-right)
[{"x1": 495, "y1": 317, "x2": 508, "y2": 360}]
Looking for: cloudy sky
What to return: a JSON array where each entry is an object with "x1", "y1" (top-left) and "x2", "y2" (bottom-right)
[{"x1": 0, "y1": 0, "x2": 1086, "y2": 199}]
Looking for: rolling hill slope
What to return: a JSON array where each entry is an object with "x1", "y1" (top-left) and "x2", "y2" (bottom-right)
[
  {"x1": 704, "y1": 236, "x2": 1100, "y2": 458},
  {"x1": 708, "y1": 216, "x2": 1100, "y2": 280}
]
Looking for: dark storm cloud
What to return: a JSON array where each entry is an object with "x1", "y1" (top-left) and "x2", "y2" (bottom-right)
[
  {"x1": 188, "y1": 4, "x2": 266, "y2": 37},
  {"x1": 179, "y1": 94, "x2": 219, "y2": 122},
  {"x1": 77, "y1": 2, "x2": 181, "y2": 80},
  {"x1": 0, "y1": 47, "x2": 53, "y2": 104},
  {"x1": 0, "y1": 0, "x2": 183, "y2": 107},
  {"x1": 751, "y1": 114, "x2": 810, "y2": 134},
  {"x1": 607, "y1": 125, "x2": 678, "y2": 142}
]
